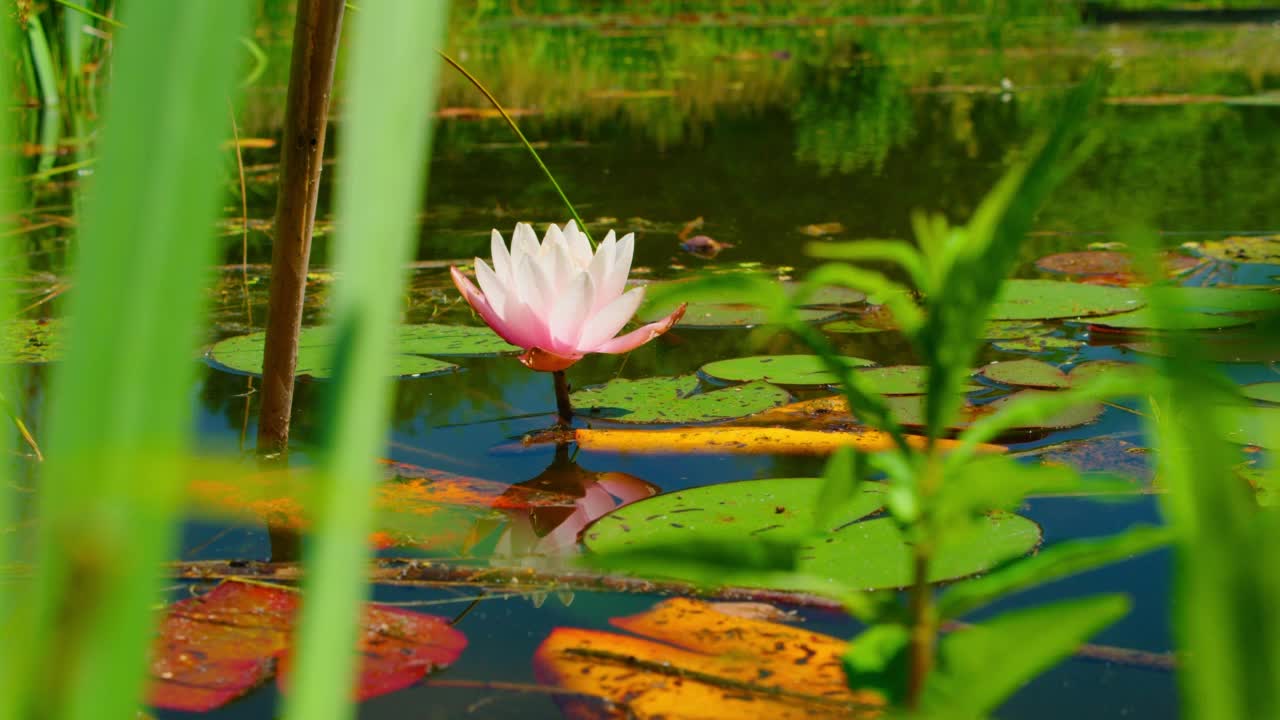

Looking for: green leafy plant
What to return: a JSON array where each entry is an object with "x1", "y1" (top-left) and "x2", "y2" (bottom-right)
[{"x1": 592, "y1": 76, "x2": 1172, "y2": 716}]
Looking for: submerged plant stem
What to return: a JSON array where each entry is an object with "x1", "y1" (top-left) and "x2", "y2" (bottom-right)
[
  {"x1": 256, "y1": 0, "x2": 345, "y2": 455},
  {"x1": 906, "y1": 452, "x2": 942, "y2": 709},
  {"x1": 437, "y1": 50, "x2": 594, "y2": 248},
  {"x1": 906, "y1": 549, "x2": 936, "y2": 709},
  {"x1": 553, "y1": 370, "x2": 573, "y2": 426}
]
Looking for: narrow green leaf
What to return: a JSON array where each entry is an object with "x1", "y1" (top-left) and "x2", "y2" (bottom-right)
[
  {"x1": 804, "y1": 239, "x2": 928, "y2": 292},
  {"x1": 280, "y1": 4, "x2": 448, "y2": 720},
  {"x1": 938, "y1": 525, "x2": 1172, "y2": 619},
  {"x1": 842, "y1": 623, "x2": 911, "y2": 705},
  {"x1": 804, "y1": 262, "x2": 924, "y2": 333},
  {"x1": 924, "y1": 594, "x2": 1130, "y2": 718},
  {"x1": 933, "y1": 456, "x2": 1084, "y2": 532},
  {"x1": 813, "y1": 447, "x2": 863, "y2": 533},
  {"x1": 583, "y1": 537, "x2": 802, "y2": 585}
]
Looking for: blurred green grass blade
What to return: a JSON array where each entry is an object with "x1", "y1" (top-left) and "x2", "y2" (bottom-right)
[
  {"x1": 21, "y1": 3, "x2": 249, "y2": 719},
  {"x1": 25, "y1": 11, "x2": 59, "y2": 108},
  {"x1": 280, "y1": 3, "x2": 449, "y2": 720},
  {"x1": 802, "y1": 263, "x2": 923, "y2": 332},
  {"x1": 1131, "y1": 233, "x2": 1280, "y2": 720},
  {"x1": 0, "y1": 8, "x2": 18, "y2": 689},
  {"x1": 924, "y1": 594, "x2": 1130, "y2": 717},
  {"x1": 843, "y1": 623, "x2": 911, "y2": 706},
  {"x1": 804, "y1": 240, "x2": 927, "y2": 292},
  {"x1": 52, "y1": 1, "x2": 124, "y2": 30}
]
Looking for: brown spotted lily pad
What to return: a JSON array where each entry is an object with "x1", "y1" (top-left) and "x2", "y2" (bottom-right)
[
  {"x1": 1036, "y1": 251, "x2": 1132, "y2": 276},
  {"x1": 1190, "y1": 235, "x2": 1280, "y2": 265},
  {"x1": 534, "y1": 598, "x2": 880, "y2": 719}
]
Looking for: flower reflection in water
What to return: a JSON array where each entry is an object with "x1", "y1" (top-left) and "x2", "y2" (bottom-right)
[{"x1": 491, "y1": 444, "x2": 659, "y2": 566}]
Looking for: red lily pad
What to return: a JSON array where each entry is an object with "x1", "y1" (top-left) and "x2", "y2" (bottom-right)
[
  {"x1": 1036, "y1": 251, "x2": 1131, "y2": 276},
  {"x1": 149, "y1": 580, "x2": 466, "y2": 711},
  {"x1": 1035, "y1": 251, "x2": 1202, "y2": 282}
]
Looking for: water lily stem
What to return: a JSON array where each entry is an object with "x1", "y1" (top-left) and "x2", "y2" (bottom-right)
[
  {"x1": 553, "y1": 370, "x2": 573, "y2": 427},
  {"x1": 436, "y1": 50, "x2": 594, "y2": 248}
]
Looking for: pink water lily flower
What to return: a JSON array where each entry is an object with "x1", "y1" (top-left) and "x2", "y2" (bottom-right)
[{"x1": 451, "y1": 221, "x2": 686, "y2": 372}]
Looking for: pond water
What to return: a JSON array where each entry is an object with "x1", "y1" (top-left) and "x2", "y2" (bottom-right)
[{"x1": 15, "y1": 4, "x2": 1280, "y2": 719}]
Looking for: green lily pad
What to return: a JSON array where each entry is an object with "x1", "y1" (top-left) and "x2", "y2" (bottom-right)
[
  {"x1": 854, "y1": 365, "x2": 979, "y2": 396},
  {"x1": 793, "y1": 284, "x2": 867, "y2": 307},
  {"x1": 1026, "y1": 435, "x2": 1153, "y2": 484},
  {"x1": 1242, "y1": 383, "x2": 1280, "y2": 404},
  {"x1": 988, "y1": 280, "x2": 1144, "y2": 320},
  {"x1": 980, "y1": 359, "x2": 1069, "y2": 389},
  {"x1": 822, "y1": 319, "x2": 887, "y2": 334},
  {"x1": 639, "y1": 301, "x2": 841, "y2": 329},
  {"x1": 392, "y1": 324, "x2": 524, "y2": 356},
  {"x1": 1, "y1": 318, "x2": 65, "y2": 363},
  {"x1": 981, "y1": 321, "x2": 1050, "y2": 340},
  {"x1": 700, "y1": 355, "x2": 875, "y2": 387},
  {"x1": 1222, "y1": 406, "x2": 1280, "y2": 450},
  {"x1": 1083, "y1": 309, "x2": 1253, "y2": 332},
  {"x1": 885, "y1": 392, "x2": 1103, "y2": 433},
  {"x1": 636, "y1": 281, "x2": 859, "y2": 329},
  {"x1": 571, "y1": 375, "x2": 791, "y2": 424},
  {"x1": 1191, "y1": 235, "x2": 1280, "y2": 265},
  {"x1": 1124, "y1": 335, "x2": 1280, "y2": 364},
  {"x1": 992, "y1": 336, "x2": 1082, "y2": 353},
  {"x1": 208, "y1": 324, "x2": 517, "y2": 378},
  {"x1": 980, "y1": 359, "x2": 1144, "y2": 390},
  {"x1": 1066, "y1": 360, "x2": 1149, "y2": 386},
  {"x1": 1173, "y1": 286, "x2": 1280, "y2": 313},
  {"x1": 582, "y1": 478, "x2": 1042, "y2": 591}
]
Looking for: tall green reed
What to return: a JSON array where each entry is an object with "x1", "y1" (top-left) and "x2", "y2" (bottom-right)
[
  {"x1": 1132, "y1": 239, "x2": 1280, "y2": 720},
  {"x1": 2, "y1": 5, "x2": 249, "y2": 720},
  {"x1": 279, "y1": 3, "x2": 449, "y2": 719},
  {"x1": 0, "y1": 6, "x2": 18, "y2": 644}
]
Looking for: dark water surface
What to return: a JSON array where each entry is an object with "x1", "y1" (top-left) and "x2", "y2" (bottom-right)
[{"x1": 21, "y1": 4, "x2": 1280, "y2": 719}]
